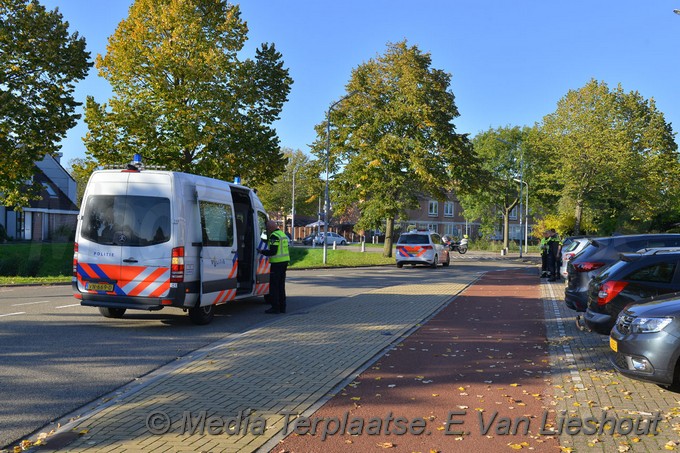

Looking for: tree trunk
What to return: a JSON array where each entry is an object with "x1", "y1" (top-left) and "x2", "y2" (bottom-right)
[
  {"x1": 383, "y1": 217, "x2": 394, "y2": 258},
  {"x1": 574, "y1": 202, "x2": 583, "y2": 235},
  {"x1": 503, "y1": 210, "x2": 510, "y2": 250}
]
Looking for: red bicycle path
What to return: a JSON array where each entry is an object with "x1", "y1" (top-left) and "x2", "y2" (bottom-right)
[{"x1": 272, "y1": 268, "x2": 559, "y2": 453}]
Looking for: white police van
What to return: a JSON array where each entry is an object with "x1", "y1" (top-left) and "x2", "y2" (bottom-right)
[{"x1": 73, "y1": 155, "x2": 271, "y2": 324}]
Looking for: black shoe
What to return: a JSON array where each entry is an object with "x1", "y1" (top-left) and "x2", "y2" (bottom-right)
[{"x1": 264, "y1": 308, "x2": 280, "y2": 314}]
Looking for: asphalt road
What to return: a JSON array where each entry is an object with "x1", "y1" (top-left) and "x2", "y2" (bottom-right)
[{"x1": 0, "y1": 255, "x2": 531, "y2": 449}]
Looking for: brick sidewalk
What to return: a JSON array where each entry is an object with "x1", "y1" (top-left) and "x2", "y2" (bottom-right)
[
  {"x1": 33, "y1": 277, "x2": 479, "y2": 452},
  {"x1": 542, "y1": 280, "x2": 680, "y2": 453}
]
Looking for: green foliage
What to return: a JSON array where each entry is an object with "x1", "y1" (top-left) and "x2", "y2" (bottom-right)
[
  {"x1": 311, "y1": 40, "x2": 479, "y2": 234},
  {"x1": 0, "y1": 242, "x2": 72, "y2": 277},
  {"x1": 462, "y1": 126, "x2": 531, "y2": 247},
  {"x1": 254, "y1": 148, "x2": 322, "y2": 218},
  {"x1": 0, "y1": 0, "x2": 91, "y2": 207},
  {"x1": 83, "y1": 0, "x2": 293, "y2": 186},
  {"x1": 536, "y1": 79, "x2": 680, "y2": 234},
  {"x1": 68, "y1": 156, "x2": 100, "y2": 206}
]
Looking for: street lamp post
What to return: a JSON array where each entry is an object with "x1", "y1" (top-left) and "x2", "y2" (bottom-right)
[
  {"x1": 323, "y1": 91, "x2": 358, "y2": 264},
  {"x1": 291, "y1": 167, "x2": 297, "y2": 242},
  {"x1": 513, "y1": 178, "x2": 529, "y2": 254}
]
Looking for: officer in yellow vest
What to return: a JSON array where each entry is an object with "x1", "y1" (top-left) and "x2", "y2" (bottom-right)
[{"x1": 259, "y1": 220, "x2": 290, "y2": 314}]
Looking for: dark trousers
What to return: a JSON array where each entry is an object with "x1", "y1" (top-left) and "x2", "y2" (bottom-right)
[
  {"x1": 269, "y1": 261, "x2": 288, "y2": 312},
  {"x1": 541, "y1": 252, "x2": 548, "y2": 274},
  {"x1": 547, "y1": 252, "x2": 558, "y2": 278}
]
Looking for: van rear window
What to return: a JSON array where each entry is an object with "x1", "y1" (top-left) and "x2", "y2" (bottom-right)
[{"x1": 81, "y1": 195, "x2": 171, "y2": 246}]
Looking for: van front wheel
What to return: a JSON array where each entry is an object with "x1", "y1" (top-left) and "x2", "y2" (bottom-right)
[
  {"x1": 189, "y1": 304, "x2": 215, "y2": 325},
  {"x1": 99, "y1": 307, "x2": 126, "y2": 318}
]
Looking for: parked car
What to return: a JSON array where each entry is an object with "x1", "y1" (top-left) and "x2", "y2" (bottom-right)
[
  {"x1": 314, "y1": 232, "x2": 347, "y2": 245},
  {"x1": 583, "y1": 248, "x2": 680, "y2": 334},
  {"x1": 559, "y1": 237, "x2": 592, "y2": 280},
  {"x1": 609, "y1": 293, "x2": 680, "y2": 388},
  {"x1": 396, "y1": 230, "x2": 450, "y2": 268},
  {"x1": 301, "y1": 234, "x2": 317, "y2": 245},
  {"x1": 565, "y1": 234, "x2": 680, "y2": 312}
]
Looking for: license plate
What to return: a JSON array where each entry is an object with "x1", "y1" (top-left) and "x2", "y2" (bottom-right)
[
  {"x1": 609, "y1": 337, "x2": 617, "y2": 352},
  {"x1": 86, "y1": 282, "x2": 114, "y2": 292}
]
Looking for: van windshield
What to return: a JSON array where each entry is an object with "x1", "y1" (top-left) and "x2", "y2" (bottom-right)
[{"x1": 81, "y1": 195, "x2": 171, "y2": 246}]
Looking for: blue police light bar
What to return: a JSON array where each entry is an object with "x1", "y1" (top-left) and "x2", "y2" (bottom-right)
[
  {"x1": 234, "y1": 176, "x2": 241, "y2": 184},
  {"x1": 133, "y1": 153, "x2": 142, "y2": 165}
]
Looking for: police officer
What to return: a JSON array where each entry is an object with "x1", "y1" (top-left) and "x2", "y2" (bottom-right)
[
  {"x1": 259, "y1": 219, "x2": 290, "y2": 314},
  {"x1": 546, "y1": 229, "x2": 562, "y2": 282},
  {"x1": 539, "y1": 231, "x2": 549, "y2": 278}
]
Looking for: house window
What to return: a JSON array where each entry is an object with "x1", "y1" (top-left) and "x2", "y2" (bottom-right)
[
  {"x1": 444, "y1": 202, "x2": 454, "y2": 217},
  {"x1": 444, "y1": 223, "x2": 456, "y2": 236},
  {"x1": 510, "y1": 206, "x2": 518, "y2": 220},
  {"x1": 428, "y1": 223, "x2": 438, "y2": 233},
  {"x1": 428, "y1": 200, "x2": 438, "y2": 216}
]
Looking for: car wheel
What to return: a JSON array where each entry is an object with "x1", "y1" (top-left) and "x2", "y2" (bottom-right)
[
  {"x1": 189, "y1": 304, "x2": 215, "y2": 325},
  {"x1": 99, "y1": 307, "x2": 126, "y2": 318},
  {"x1": 443, "y1": 253, "x2": 450, "y2": 267},
  {"x1": 340, "y1": 240, "x2": 346, "y2": 245},
  {"x1": 431, "y1": 255, "x2": 438, "y2": 268},
  {"x1": 396, "y1": 262, "x2": 403, "y2": 268}
]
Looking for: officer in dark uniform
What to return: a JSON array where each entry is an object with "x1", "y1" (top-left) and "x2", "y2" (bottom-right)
[
  {"x1": 546, "y1": 229, "x2": 562, "y2": 282},
  {"x1": 259, "y1": 220, "x2": 290, "y2": 314}
]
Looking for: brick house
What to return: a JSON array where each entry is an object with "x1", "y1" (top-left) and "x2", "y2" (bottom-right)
[{"x1": 1, "y1": 153, "x2": 79, "y2": 241}]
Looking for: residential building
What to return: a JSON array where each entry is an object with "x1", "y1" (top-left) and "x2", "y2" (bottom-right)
[{"x1": 1, "y1": 153, "x2": 79, "y2": 241}]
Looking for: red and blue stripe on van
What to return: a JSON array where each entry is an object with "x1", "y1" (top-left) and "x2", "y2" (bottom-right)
[
  {"x1": 397, "y1": 245, "x2": 429, "y2": 258},
  {"x1": 77, "y1": 262, "x2": 170, "y2": 297}
]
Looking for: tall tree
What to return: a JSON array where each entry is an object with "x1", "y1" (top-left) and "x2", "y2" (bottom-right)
[
  {"x1": 537, "y1": 79, "x2": 680, "y2": 234},
  {"x1": 461, "y1": 126, "x2": 528, "y2": 249},
  {"x1": 0, "y1": 0, "x2": 90, "y2": 206},
  {"x1": 311, "y1": 40, "x2": 478, "y2": 257},
  {"x1": 83, "y1": 0, "x2": 292, "y2": 185},
  {"x1": 254, "y1": 148, "x2": 322, "y2": 225}
]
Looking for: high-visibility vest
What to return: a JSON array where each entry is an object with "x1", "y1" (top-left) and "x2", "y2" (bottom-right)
[{"x1": 269, "y1": 230, "x2": 290, "y2": 263}]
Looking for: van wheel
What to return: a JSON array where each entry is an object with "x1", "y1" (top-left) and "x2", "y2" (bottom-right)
[
  {"x1": 99, "y1": 307, "x2": 126, "y2": 318},
  {"x1": 189, "y1": 304, "x2": 215, "y2": 325},
  {"x1": 396, "y1": 262, "x2": 403, "y2": 268},
  {"x1": 431, "y1": 255, "x2": 438, "y2": 268},
  {"x1": 443, "y1": 253, "x2": 450, "y2": 267}
]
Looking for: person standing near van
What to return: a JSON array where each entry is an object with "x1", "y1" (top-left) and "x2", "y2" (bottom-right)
[
  {"x1": 547, "y1": 229, "x2": 562, "y2": 282},
  {"x1": 259, "y1": 220, "x2": 290, "y2": 314}
]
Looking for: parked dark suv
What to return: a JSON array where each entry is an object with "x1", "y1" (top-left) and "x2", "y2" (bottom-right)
[
  {"x1": 584, "y1": 248, "x2": 680, "y2": 334},
  {"x1": 610, "y1": 294, "x2": 680, "y2": 388},
  {"x1": 565, "y1": 234, "x2": 680, "y2": 312}
]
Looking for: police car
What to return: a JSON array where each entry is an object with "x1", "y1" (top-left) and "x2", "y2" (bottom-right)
[{"x1": 396, "y1": 230, "x2": 450, "y2": 268}]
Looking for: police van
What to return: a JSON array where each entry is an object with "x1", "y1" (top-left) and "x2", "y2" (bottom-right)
[{"x1": 73, "y1": 155, "x2": 271, "y2": 325}]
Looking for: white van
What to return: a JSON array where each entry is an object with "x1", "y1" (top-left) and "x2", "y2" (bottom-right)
[{"x1": 73, "y1": 157, "x2": 271, "y2": 324}]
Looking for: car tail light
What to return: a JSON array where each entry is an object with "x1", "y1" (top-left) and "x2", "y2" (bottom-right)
[
  {"x1": 171, "y1": 246, "x2": 185, "y2": 282},
  {"x1": 597, "y1": 280, "x2": 629, "y2": 305},
  {"x1": 421, "y1": 245, "x2": 432, "y2": 250},
  {"x1": 72, "y1": 242, "x2": 78, "y2": 276},
  {"x1": 564, "y1": 252, "x2": 575, "y2": 261},
  {"x1": 573, "y1": 261, "x2": 605, "y2": 272}
]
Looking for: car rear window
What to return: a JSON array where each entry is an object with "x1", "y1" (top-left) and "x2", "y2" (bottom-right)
[
  {"x1": 398, "y1": 234, "x2": 429, "y2": 245},
  {"x1": 626, "y1": 261, "x2": 677, "y2": 283},
  {"x1": 81, "y1": 195, "x2": 171, "y2": 246}
]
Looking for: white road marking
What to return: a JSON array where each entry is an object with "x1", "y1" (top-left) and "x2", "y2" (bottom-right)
[
  {"x1": 11, "y1": 300, "x2": 51, "y2": 307},
  {"x1": 55, "y1": 304, "x2": 81, "y2": 309},
  {"x1": 0, "y1": 312, "x2": 26, "y2": 318}
]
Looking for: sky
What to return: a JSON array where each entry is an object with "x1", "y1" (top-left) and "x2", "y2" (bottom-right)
[{"x1": 39, "y1": 0, "x2": 680, "y2": 169}]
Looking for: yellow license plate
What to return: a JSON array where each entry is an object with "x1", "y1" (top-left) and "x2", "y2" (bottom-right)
[
  {"x1": 609, "y1": 337, "x2": 618, "y2": 352},
  {"x1": 86, "y1": 282, "x2": 114, "y2": 292}
]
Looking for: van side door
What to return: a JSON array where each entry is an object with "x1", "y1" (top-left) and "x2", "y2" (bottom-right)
[{"x1": 198, "y1": 198, "x2": 238, "y2": 305}]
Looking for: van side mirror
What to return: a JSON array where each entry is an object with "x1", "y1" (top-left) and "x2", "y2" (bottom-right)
[{"x1": 260, "y1": 232, "x2": 268, "y2": 241}]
